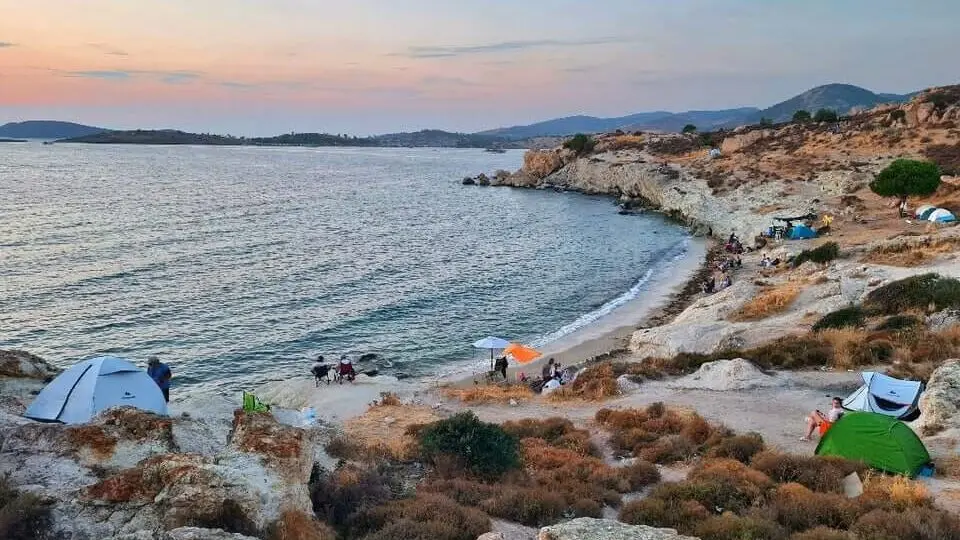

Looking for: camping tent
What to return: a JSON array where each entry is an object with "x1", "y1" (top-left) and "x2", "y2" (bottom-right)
[
  {"x1": 24, "y1": 356, "x2": 168, "y2": 424},
  {"x1": 843, "y1": 372, "x2": 922, "y2": 420},
  {"x1": 816, "y1": 412, "x2": 930, "y2": 477},
  {"x1": 927, "y1": 208, "x2": 957, "y2": 223},
  {"x1": 915, "y1": 205, "x2": 936, "y2": 220},
  {"x1": 787, "y1": 224, "x2": 817, "y2": 239}
]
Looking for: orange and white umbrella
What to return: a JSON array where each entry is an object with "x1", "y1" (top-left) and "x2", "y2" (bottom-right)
[{"x1": 504, "y1": 343, "x2": 542, "y2": 365}]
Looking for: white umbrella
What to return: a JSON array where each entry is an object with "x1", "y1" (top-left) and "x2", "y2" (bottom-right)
[{"x1": 473, "y1": 336, "x2": 510, "y2": 370}]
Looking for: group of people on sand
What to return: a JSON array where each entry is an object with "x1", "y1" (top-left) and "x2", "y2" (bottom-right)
[{"x1": 311, "y1": 354, "x2": 357, "y2": 386}]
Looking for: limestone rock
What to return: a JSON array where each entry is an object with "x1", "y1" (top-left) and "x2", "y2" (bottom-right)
[
  {"x1": 0, "y1": 349, "x2": 59, "y2": 379},
  {"x1": 478, "y1": 533, "x2": 506, "y2": 540},
  {"x1": 166, "y1": 528, "x2": 260, "y2": 540},
  {"x1": 523, "y1": 149, "x2": 565, "y2": 179},
  {"x1": 668, "y1": 359, "x2": 780, "y2": 391},
  {"x1": 462, "y1": 176, "x2": 476, "y2": 185},
  {"x1": 537, "y1": 518, "x2": 697, "y2": 540},
  {"x1": 917, "y1": 360, "x2": 960, "y2": 433},
  {"x1": 927, "y1": 309, "x2": 960, "y2": 333},
  {"x1": 616, "y1": 374, "x2": 641, "y2": 394}
]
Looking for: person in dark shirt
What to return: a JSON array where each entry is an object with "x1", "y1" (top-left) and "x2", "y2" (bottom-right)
[
  {"x1": 494, "y1": 355, "x2": 508, "y2": 381},
  {"x1": 541, "y1": 358, "x2": 555, "y2": 381},
  {"x1": 147, "y1": 356, "x2": 172, "y2": 402}
]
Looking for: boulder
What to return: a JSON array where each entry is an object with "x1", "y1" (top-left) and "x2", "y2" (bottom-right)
[
  {"x1": 523, "y1": 150, "x2": 565, "y2": 179},
  {"x1": 0, "y1": 349, "x2": 59, "y2": 379},
  {"x1": 538, "y1": 518, "x2": 696, "y2": 540},
  {"x1": 477, "y1": 533, "x2": 506, "y2": 540},
  {"x1": 616, "y1": 374, "x2": 641, "y2": 394},
  {"x1": 166, "y1": 528, "x2": 260, "y2": 540},
  {"x1": 927, "y1": 309, "x2": 960, "y2": 333},
  {"x1": 668, "y1": 359, "x2": 781, "y2": 391},
  {"x1": 477, "y1": 174, "x2": 491, "y2": 186},
  {"x1": 917, "y1": 359, "x2": 960, "y2": 434},
  {"x1": 462, "y1": 176, "x2": 476, "y2": 185}
]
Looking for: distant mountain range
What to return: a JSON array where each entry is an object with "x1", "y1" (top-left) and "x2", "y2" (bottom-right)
[
  {"x1": 480, "y1": 84, "x2": 917, "y2": 139},
  {"x1": 0, "y1": 121, "x2": 107, "y2": 139},
  {"x1": 2, "y1": 83, "x2": 924, "y2": 146}
]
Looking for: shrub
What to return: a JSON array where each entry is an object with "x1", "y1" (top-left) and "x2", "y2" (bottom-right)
[
  {"x1": 570, "y1": 498, "x2": 603, "y2": 518},
  {"x1": 889, "y1": 109, "x2": 907, "y2": 122},
  {"x1": 706, "y1": 433, "x2": 766, "y2": 464},
  {"x1": 869, "y1": 159, "x2": 941, "y2": 209},
  {"x1": 348, "y1": 493, "x2": 490, "y2": 540},
  {"x1": 502, "y1": 417, "x2": 596, "y2": 456},
  {"x1": 309, "y1": 464, "x2": 394, "y2": 528},
  {"x1": 760, "y1": 117, "x2": 773, "y2": 126},
  {"x1": 793, "y1": 110, "x2": 812, "y2": 123},
  {"x1": 682, "y1": 124, "x2": 697, "y2": 134},
  {"x1": 864, "y1": 273, "x2": 960, "y2": 315},
  {"x1": 750, "y1": 452, "x2": 865, "y2": 493},
  {"x1": 443, "y1": 385, "x2": 533, "y2": 404},
  {"x1": 742, "y1": 335, "x2": 833, "y2": 370},
  {"x1": 479, "y1": 485, "x2": 566, "y2": 527},
  {"x1": 619, "y1": 460, "x2": 661, "y2": 490},
  {"x1": 563, "y1": 133, "x2": 596, "y2": 155},
  {"x1": 924, "y1": 142, "x2": 960, "y2": 176},
  {"x1": 648, "y1": 477, "x2": 764, "y2": 515},
  {"x1": 812, "y1": 306, "x2": 865, "y2": 331},
  {"x1": 793, "y1": 242, "x2": 840, "y2": 268},
  {"x1": 875, "y1": 314, "x2": 921, "y2": 331},
  {"x1": 619, "y1": 497, "x2": 710, "y2": 531},
  {"x1": 693, "y1": 512, "x2": 787, "y2": 540},
  {"x1": 851, "y1": 507, "x2": 960, "y2": 540},
  {"x1": 548, "y1": 363, "x2": 619, "y2": 401},
  {"x1": 813, "y1": 109, "x2": 838, "y2": 123},
  {"x1": 418, "y1": 412, "x2": 519, "y2": 478},
  {"x1": 768, "y1": 482, "x2": 857, "y2": 532},
  {"x1": 0, "y1": 475, "x2": 51, "y2": 540},
  {"x1": 788, "y1": 527, "x2": 853, "y2": 540}
]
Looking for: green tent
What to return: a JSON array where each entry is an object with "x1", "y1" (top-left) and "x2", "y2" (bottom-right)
[{"x1": 815, "y1": 412, "x2": 930, "y2": 477}]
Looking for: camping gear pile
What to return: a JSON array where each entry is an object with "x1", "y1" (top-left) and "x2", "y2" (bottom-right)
[
  {"x1": 914, "y1": 204, "x2": 957, "y2": 223},
  {"x1": 815, "y1": 371, "x2": 931, "y2": 477}
]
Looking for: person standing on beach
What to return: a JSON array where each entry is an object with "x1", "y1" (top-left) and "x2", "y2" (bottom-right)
[
  {"x1": 542, "y1": 358, "x2": 555, "y2": 381},
  {"x1": 494, "y1": 355, "x2": 508, "y2": 381},
  {"x1": 147, "y1": 356, "x2": 172, "y2": 402}
]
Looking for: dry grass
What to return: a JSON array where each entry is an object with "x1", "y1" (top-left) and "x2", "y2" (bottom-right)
[
  {"x1": 547, "y1": 363, "x2": 619, "y2": 402},
  {"x1": 935, "y1": 455, "x2": 960, "y2": 479},
  {"x1": 860, "y1": 473, "x2": 932, "y2": 511},
  {"x1": 598, "y1": 134, "x2": 645, "y2": 152},
  {"x1": 442, "y1": 384, "x2": 534, "y2": 404},
  {"x1": 344, "y1": 404, "x2": 441, "y2": 461},
  {"x1": 730, "y1": 283, "x2": 800, "y2": 321},
  {"x1": 862, "y1": 236, "x2": 960, "y2": 267},
  {"x1": 816, "y1": 329, "x2": 877, "y2": 370}
]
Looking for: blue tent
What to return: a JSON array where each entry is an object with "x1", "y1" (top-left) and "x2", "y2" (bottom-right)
[
  {"x1": 25, "y1": 356, "x2": 168, "y2": 424},
  {"x1": 787, "y1": 224, "x2": 817, "y2": 239}
]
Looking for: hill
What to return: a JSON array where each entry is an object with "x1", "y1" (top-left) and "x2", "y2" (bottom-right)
[
  {"x1": 477, "y1": 84, "x2": 915, "y2": 138},
  {"x1": 752, "y1": 83, "x2": 910, "y2": 123},
  {"x1": 0, "y1": 120, "x2": 107, "y2": 139}
]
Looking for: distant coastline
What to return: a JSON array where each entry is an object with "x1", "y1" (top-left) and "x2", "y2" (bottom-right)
[
  {"x1": 55, "y1": 128, "x2": 541, "y2": 149},
  {"x1": 0, "y1": 138, "x2": 27, "y2": 143}
]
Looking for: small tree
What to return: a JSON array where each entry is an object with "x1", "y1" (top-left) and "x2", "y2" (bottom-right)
[
  {"x1": 792, "y1": 110, "x2": 812, "y2": 123},
  {"x1": 418, "y1": 412, "x2": 520, "y2": 478},
  {"x1": 563, "y1": 133, "x2": 596, "y2": 155},
  {"x1": 813, "y1": 108, "x2": 838, "y2": 123},
  {"x1": 759, "y1": 117, "x2": 773, "y2": 126},
  {"x1": 869, "y1": 159, "x2": 941, "y2": 216},
  {"x1": 682, "y1": 124, "x2": 697, "y2": 134}
]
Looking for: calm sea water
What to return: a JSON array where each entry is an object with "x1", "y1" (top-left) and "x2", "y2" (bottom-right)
[{"x1": 0, "y1": 144, "x2": 691, "y2": 394}]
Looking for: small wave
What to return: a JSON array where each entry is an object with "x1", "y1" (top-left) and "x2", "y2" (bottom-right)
[{"x1": 528, "y1": 238, "x2": 692, "y2": 348}]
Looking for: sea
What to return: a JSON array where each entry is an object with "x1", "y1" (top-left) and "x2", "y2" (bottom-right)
[{"x1": 0, "y1": 144, "x2": 695, "y2": 395}]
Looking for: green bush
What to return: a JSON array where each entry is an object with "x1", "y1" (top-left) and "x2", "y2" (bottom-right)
[
  {"x1": 875, "y1": 315, "x2": 921, "y2": 331},
  {"x1": 418, "y1": 412, "x2": 520, "y2": 478},
  {"x1": 750, "y1": 452, "x2": 865, "y2": 494},
  {"x1": 563, "y1": 133, "x2": 596, "y2": 155},
  {"x1": 889, "y1": 109, "x2": 907, "y2": 122},
  {"x1": 793, "y1": 242, "x2": 840, "y2": 267},
  {"x1": 869, "y1": 159, "x2": 941, "y2": 205},
  {"x1": 309, "y1": 465, "x2": 394, "y2": 528},
  {"x1": 682, "y1": 124, "x2": 698, "y2": 134},
  {"x1": 759, "y1": 117, "x2": 773, "y2": 126},
  {"x1": 793, "y1": 110, "x2": 812, "y2": 123},
  {"x1": 864, "y1": 273, "x2": 960, "y2": 315},
  {"x1": 706, "y1": 433, "x2": 766, "y2": 464},
  {"x1": 812, "y1": 306, "x2": 865, "y2": 331},
  {"x1": 813, "y1": 109, "x2": 839, "y2": 123}
]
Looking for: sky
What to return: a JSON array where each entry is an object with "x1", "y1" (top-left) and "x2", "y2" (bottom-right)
[{"x1": 1, "y1": 0, "x2": 957, "y2": 136}]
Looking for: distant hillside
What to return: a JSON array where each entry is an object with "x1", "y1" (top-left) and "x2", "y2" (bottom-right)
[
  {"x1": 477, "y1": 83, "x2": 916, "y2": 138},
  {"x1": 58, "y1": 128, "x2": 521, "y2": 148},
  {"x1": 0, "y1": 121, "x2": 107, "y2": 139},
  {"x1": 752, "y1": 84, "x2": 911, "y2": 123}
]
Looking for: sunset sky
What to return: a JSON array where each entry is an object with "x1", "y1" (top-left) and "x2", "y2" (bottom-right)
[{"x1": 1, "y1": 0, "x2": 957, "y2": 135}]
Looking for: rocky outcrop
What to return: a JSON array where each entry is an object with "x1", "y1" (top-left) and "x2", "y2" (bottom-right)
[
  {"x1": 523, "y1": 148, "x2": 571, "y2": 179},
  {"x1": 917, "y1": 360, "x2": 960, "y2": 434},
  {"x1": 537, "y1": 518, "x2": 697, "y2": 540},
  {"x1": 0, "y1": 349, "x2": 59, "y2": 379},
  {"x1": 668, "y1": 359, "x2": 780, "y2": 391},
  {"x1": 0, "y1": 351, "x2": 329, "y2": 540}
]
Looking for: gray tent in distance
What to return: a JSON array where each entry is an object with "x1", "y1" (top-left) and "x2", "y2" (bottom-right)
[
  {"x1": 24, "y1": 356, "x2": 168, "y2": 424},
  {"x1": 842, "y1": 372, "x2": 922, "y2": 421}
]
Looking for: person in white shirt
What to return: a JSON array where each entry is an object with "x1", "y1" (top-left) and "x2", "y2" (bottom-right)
[{"x1": 801, "y1": 397, "x2": 844, "y2": 441}]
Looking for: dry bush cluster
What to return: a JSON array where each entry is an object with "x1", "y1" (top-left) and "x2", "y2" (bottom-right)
[
  {"x1": 596, "y1": 134, "x2": 646, "y2": 152},
  {"x1": 924, "y1": 142, "x2": 960, "y2": 175},
  {"x1": 730, "y1": 283, "x2": 801, "y2": 321},
  {"x1": 594, "y1": 404, "x2": 754, "y2": 465},
  {"x1": 546, "y1": 361, "x2": 658, "y2": 402},
  {"x1": 863, "y1": 236, "x2": 960, "y2": 267},
  {"x1": 417, "y1": 417, "x2": 660, "y2": 527},
  {"x1": 618, "y1": 449, "x2": 957, "y2": 540},
  {"x1": 442, "y1": 384, "x2": 534, "y2": 404}
]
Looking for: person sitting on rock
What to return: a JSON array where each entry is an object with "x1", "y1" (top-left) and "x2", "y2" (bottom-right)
[{"x1": 801, "y1": 397, "x2": 844, "y2": 441}]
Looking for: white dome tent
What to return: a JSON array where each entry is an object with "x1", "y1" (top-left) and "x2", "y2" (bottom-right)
[
  {"x1": 842, "y1": 372, "x2": 922, "y2": 421},
  {"x1": 927, "y1": 208, "x2": 957, "y2": 223},
  {"x1": 914, "y1": 204, "x2": 936, "y2": 219},
  {"x1": 24, "y1": 356, "x2": 168, "y2": 424}
]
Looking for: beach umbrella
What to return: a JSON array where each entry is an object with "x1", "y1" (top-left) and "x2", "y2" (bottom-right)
[
  {"x1": 504, "y1": 343, "x2": 542, "y2": 365},
  {"x1": 473, "y1": 336, "x2": 510, "y2": 369}
]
